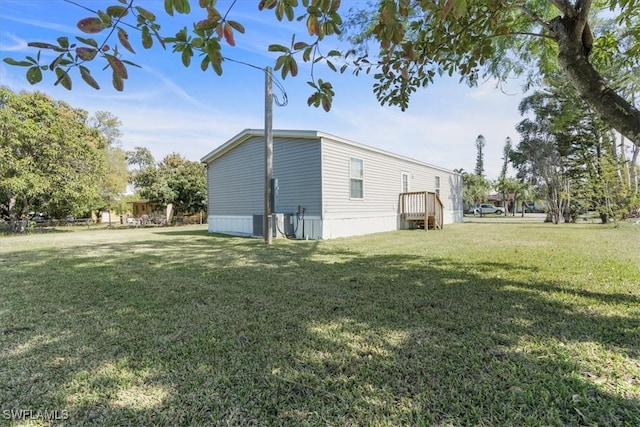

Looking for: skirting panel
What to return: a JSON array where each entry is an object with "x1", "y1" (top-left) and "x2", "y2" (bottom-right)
[
  {"x1": 208, "y1": 216, "x2": 253, "y2": 236},
  {"x1": 322, "y1": 214, "x2": 399, "y2": 239}
]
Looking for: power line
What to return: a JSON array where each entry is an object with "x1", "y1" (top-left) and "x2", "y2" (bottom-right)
[{"x1": 224, "y1": 57, "x2": 288, "y2": 107}]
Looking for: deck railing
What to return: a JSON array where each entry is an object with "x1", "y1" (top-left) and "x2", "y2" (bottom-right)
[{"x1": 399, "y1": 191, "x2": 444, "y2": 230}]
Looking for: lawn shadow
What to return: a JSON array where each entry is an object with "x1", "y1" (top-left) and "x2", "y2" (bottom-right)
[{"x1": 1, "y1": 233, "x2": 638, "y2": 425}]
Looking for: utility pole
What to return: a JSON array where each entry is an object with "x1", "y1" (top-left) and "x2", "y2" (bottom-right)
[{"x1": 264, "y1": 67, "x2": 273, "y2": 245}]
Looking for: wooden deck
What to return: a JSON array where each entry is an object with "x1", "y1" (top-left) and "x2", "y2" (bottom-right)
[{"x1": 400, "y1": 191, "x2": 444, "y2": 230}]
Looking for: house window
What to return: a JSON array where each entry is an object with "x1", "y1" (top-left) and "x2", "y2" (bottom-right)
[
  {"x1": 435, "y1": 176, "x2": 440, "y2": 197},
  {"x1": 401, "y1": 172, "x2": 410, "y2": 193},
  {"x1": 350, "y1": 157, "x2": 364, "y2": 199}
]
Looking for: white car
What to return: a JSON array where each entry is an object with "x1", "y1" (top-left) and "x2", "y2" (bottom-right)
[{"x1": 473, "y1": 204, "x2": 504, "y2": 215}]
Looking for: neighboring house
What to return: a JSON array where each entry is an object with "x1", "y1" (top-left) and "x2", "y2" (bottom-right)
[
  {"x1": 131, "y1": 200, "x2": 162, "y2": 218},
  {"x1": 201, "y1": 129, "x2": 464, "y2": 240}
]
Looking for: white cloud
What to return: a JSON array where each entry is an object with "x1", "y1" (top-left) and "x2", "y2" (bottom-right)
[
  {"x1": 1, "y1": 15, "x2": 78, "y2": 35},
  {"x1": 0, "y1": 33, "x2": 27, "y2": 51}
]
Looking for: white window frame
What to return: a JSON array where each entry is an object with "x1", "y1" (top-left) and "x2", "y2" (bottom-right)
[
  {"x1": 435, "y1": 175, "x2": 441, "y2": 197},
  {"x1": 349, "y1": 157, "x2": 364, "y2": 199}
]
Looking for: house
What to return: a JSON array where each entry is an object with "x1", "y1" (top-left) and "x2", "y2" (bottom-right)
[
  {"x1": 200, "y1": 129, "x2": 464, "y2": 240},
  {"x1": 131, "y1": 200, "x2": 163, "y2": 219}
]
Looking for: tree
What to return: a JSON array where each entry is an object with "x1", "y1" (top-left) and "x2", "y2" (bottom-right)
[
  {"x1": 0, "y1": 87, "x2": 107, "y2": 226},
  {"x1": 3, "y1": 1, "x2": 638, "y2": 149},
  {"x1": 89, "y1": 110, "x2": 122, "y2": 146},
  {"x1": 514, "y1": 81, "x2": 639, "y2": 223},
  {"x1": 342, "y1": 0, "x2": 639, "y2": 147},
  {"x1": 500, "y1": 137, "x2": 512, "y2": 181},
  {"x1": 130, "y1": 152, "x2": 206, "y2": 220},
  {"x1": 89, "y1": 111, "x2": 129, "y2": 223},
  {"x1": 512, "y1": 91, "x2": 571, "y2": 224},
  {"x1": 461, "y1": 172, "x2": 491, "y2": 213},
  {"x1": 498, "y1": 137, "x2": 513, "y2": 212},
  {"x1": 100, "y1": 145, "x2": 129, "y2": 222},
  {"x1": 474, "y1": 135, "x2": 486, "y2": 177},
  {"x1": 126, "y1": 146, "x2": 156, "y2": 176}
]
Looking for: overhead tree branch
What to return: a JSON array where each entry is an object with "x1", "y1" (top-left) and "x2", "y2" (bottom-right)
[
  {"x1": 518, "y1": 6, "x2": 555, "y2": 35},
  {"x1": 574, "y1": 0, "x2": 593, "y2": 34},
  {"x1": 549, "y1": 0, "x2": 575, "y2": 17},
  {"x1": 490, "y1": 31, "x2": 556, "y2": 40}
]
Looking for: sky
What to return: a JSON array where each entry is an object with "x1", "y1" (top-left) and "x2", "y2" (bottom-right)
[{"x1": 0, "y1": 0, "x2": 528, "y2": 180}]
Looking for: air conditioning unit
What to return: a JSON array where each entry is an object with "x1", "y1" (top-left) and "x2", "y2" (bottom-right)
[{"x1": 272, "y1": 213, "x2": 296, "y2": 239}]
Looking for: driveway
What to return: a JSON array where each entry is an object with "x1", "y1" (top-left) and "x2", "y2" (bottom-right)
[{"x1": 463, "y1": 213, "x2": 548, "y2": 223}]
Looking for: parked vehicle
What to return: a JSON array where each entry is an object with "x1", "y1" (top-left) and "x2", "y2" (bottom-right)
[{"x1": 473, "y1": 204, "x2": 504, "y2": 215}]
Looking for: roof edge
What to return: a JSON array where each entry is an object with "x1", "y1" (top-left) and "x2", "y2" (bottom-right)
[
  {"x1": 200, "y1": 129, "x2": 323, "y2": 163},
  {"x1": 201, "y1": 129, "x2": 460, "y2": 175}
]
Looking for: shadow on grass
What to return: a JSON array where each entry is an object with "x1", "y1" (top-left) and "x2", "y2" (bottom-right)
[
  {"x1": 151, "y1": 228, "x2": 214, "y2": 237},
  {"x1": 1, "y1": 233, "x2": 638, "y2": 425}
]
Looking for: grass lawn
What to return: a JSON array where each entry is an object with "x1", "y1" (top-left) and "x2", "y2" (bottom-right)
[{"x1": 1, "y1": 222, "x2": 638, "y2": 426}]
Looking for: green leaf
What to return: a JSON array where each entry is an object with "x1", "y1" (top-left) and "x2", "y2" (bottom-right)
[
  {"x1": 118, "y1": 28, "x2": 135, "y2": 54},
  {"x1": 293, "y1": 41, "x2": 308, "y2": 50},
  {"x1": 195, "y1": 18, "x2": 217, "y2": 31},
  {"x1": 142, "y1": 26, "x2": 153, "y2": 49},
  {"x1": 212, "y1": 60, "x2": 222, "y2": 76},
  {"x1": 280, "y1": 59, "x2": 290, "y2": 78},
  {"x1": 76, "y1": 47, "x2": 98, "y2": 61},
  {"x1": 289, "y1": 57, "x2": 298, "y2": 77},
  {"x1": 77, "y1": 17, "x2": 105, "y2": 34},
  {"x1": 164, "y1": 0, "x2": 174, "y2": 16},
  {"x1": 274, "y1": 55, "x2": 286, "y2": 71},
  {"x1": 54, "y1": 68, "x2": 72, "y2": 90},
  {"x1": 173, "y1": 0, "x2": 190, "y2": 14},
  {"x1": 321, "y1": 94, "x2": 331, "y2": 112},
  {"x1": 26, "y1": 66, "x2": 42, "y2": 84},
  {"x1": 106, "y1": 5, "x2": 129, "y2": 18},
  {"x1": 326, "y1": 60, "x2": 336, "y2": 72},
  {"x1": 50, "y1": 54, "x2": 64, "y2": 70},
  {"x1": 268, "y1": 44, "x2": 288, "y2": 53},
  {"x1": 57, "y1": 37, "x2": 69, "y2": 49},
  {"x1": 200, "y1": 56, "x2": 210, "y2": 71},
  {"x1": 79, "y1": 65, "x2": 100, "y2": 89},
  {"x1": 135, "y1": 6, "x2": 156, "y2": 21},
  {"x1": 285, "y1": 3, "x2": 294, "y2": 21},
  {"x1": 112, "y1": 72, "x2": 124, "y2": 91},
  {"x1": 121, "y1": 59, "x2": 142, "y2": 68},
  {"x1": 181, "y1": 46, "x2": 192, "y2": 67},
  {"x1": 303, "y1": 46, "x2": 312, "y2": 62},
  {"x1": 105, "y1": 54, "x2": 128, "y2": 79},
  {"x1": 3, "y1": 58, "x2": 32, "y2": 67},
  {"x1": 97, "y1": 10, "x2": 112, "y2": 27},
  {"x1": 28, "y1": 42, "x2": 59, "y2": 50},
  {"x1": 76, "y1": 37, "x2": 98, "y2": 48},
  {"x1": 227, "y1": 20, "x2": 245, "y2": 34}
]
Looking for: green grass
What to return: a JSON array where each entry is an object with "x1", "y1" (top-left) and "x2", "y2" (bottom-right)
[{"x1": 1, "y1": 222, "x2": 639, "y2": 426}]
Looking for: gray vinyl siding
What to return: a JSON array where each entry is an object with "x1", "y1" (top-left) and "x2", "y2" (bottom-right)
[
  {"x1": 207, "y1": 135, "x2": 322, "y2": 217},
  {"x1": 207, "y1": 136, "x2": 264, "y2": 216},
  {"x1": 272, "y1": 137, "x2": 322, "y2": 216},
  {"x1": 321, "y1": 137, "x2": 454, "y2": 215}
]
